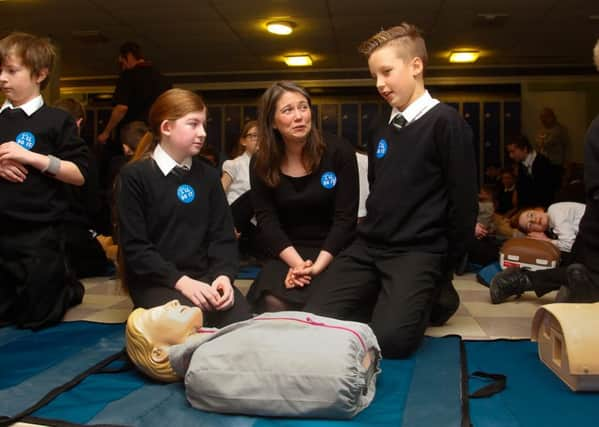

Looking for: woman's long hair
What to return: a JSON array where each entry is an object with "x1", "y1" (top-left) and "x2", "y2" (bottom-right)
[{"x1": 253, "y1": 81, "x2": 324, "y2": 187}]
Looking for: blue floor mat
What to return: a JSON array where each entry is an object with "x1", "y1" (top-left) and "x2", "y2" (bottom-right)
[
  {"x1": 1, "y1": 322, "x2": 463, "y2": 427},
  {"x1": 466, "y1": 340, "x2": 599, "y2": 427}
]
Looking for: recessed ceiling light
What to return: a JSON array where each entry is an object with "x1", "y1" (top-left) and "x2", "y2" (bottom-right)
[
  {"x1": 284, "y1": 55, "x2": 312, "y2": 66},
  {"x1": 267, "y1": 21, "x2": 295, "y2": 35},
  {"x1": 449, "y1": 50, "x2": 480, "y2": 63}
]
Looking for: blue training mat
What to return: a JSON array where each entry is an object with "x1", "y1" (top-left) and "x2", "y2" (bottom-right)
[
  {"x1": 476, "y1": 261, "x2": 502, "y2": 287},
  {"x1": 466, "y1": 340, "x2": 599, "y2": 427},
  {"x1": 1, "y1": 322, "x2": 463, "y2": 427}
]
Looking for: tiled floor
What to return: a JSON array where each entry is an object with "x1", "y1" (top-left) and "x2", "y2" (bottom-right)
[{"x1": 65, "y1": 272, "x2": 556, "y2": 340}]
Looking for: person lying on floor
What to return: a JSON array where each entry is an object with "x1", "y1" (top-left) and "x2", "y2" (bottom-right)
[
  {"x1": 510, "y1": 201, "x2": 585, "y2": 258},
  {"x1": 490, "y1": 202, "x2": 587, "y2": 304},
  {"x1": 490, "y1": 39, "x2": 599, "y2": 306},
  {"x1": 125, "y1": 300, "x2": 380, "y2": 419}
]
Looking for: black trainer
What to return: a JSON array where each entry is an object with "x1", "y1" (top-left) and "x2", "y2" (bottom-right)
[
  {"x1": 559, "y1": 263, "x2": 599, "y2": 303},
  {"x1": 489, "y1": 267, "x2": 531, "y2": 304}
]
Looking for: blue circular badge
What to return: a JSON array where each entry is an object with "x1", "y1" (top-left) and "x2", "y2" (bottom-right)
[
  {"x1": 16, "y1": 131, "x2": 36, "y2": 150},
  {"x1": 375, "y1": 139, "x2": 388, "y2": 159},
  {"x1": 176, "y1": 184, "x2": 195, "y2": 204},
  {"x1": 320, "y1": 171, "x2": 337, "y2": 189}
]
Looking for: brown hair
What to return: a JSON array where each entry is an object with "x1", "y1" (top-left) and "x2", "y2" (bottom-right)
[
  {"x1": 132, "y1": 88, "x2": 206, "y2": 162},
  {"x1": 254, "y1": 81, "x2": 324, "y2": 188},
  {"x1": 0, "y1": 32, "x2": 55, "y2": 90},
  {"x1": 231, "y1": 120, "x2": 258, "y2": 158},
  {"x1": 506, "y1": 134, "x2": 532, "y2": 153},
  {"x1": 358, "y1": 23, "x2": 428, "y2": 69},
  {"x1": 53, "y1": 97, "x2": 86, "y2": 128}
]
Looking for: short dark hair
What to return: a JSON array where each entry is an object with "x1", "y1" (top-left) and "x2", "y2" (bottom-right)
[
  {"x1": 506, "y1": 135, "x2": 532, "y2": 152},
  {"x1": 119, "y1": 42, "x2": 143, "y2": 59}
]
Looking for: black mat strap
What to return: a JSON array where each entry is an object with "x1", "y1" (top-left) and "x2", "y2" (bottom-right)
[
  {"x1": 0, "y1": 349, "x2": 128, "y2": 427},
  {"x1": 468, "y1": 371, "x2": 507, "y2": 398}
]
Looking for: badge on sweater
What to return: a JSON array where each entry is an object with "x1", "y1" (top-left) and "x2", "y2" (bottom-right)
[
  {"x1": 16, "y1": 131, "x2": 36, "y2": 150},
  {"x1": 375, "y1": 139, "x2": 388, "y2": 159},
  {"x1": 177, "y1": 184, "x2": 195, "y2": 204},
  {"x1": 320, "y1": 171, "x2": 337, "y2": 189}
]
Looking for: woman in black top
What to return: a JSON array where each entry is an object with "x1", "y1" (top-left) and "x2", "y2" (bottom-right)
[{"x1": 248, "y1": 81, "x2": 359, "y2": 312}]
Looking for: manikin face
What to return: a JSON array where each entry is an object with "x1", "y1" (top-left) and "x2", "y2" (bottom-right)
[
  {"x1": 241, "y1": 126, "x2": 259, "y2": 154},
  {"x1": 0, "y1": 53, "x2": 46, "y2": 106},
  {"x1": 518, "y1": 209, "x2": 549, "y2": 233},
  {"x1": 160, "y1": 110, "x2": 207, "y2": 163},
  {"x1": 368, "y1": 44, "x2": 422, "y2": 111},
  {"x1": 139, "y1": 300, "x2": 203, "y2": 346},
  {"x1": 273, "y1": 91, "x2": 312, "y2": 144}
]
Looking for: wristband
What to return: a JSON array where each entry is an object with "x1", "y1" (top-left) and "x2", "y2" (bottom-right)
[{"x1": 42, "y1": 154, "x2": 61, "y2": 176}]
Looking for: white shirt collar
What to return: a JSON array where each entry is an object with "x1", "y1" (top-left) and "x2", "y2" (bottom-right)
[
  {"x1": 152, "y1": 144, "x2": 193, "y2": 176},
  {"x1": 0, "y1": 95, "x2": 44, "y2": 116},
  {"x1": 388, "y1": 90, "x2": 439, "y2": 125},
  {"x1": 522, "y1": 151, "x2": 537, "y2": 170}
]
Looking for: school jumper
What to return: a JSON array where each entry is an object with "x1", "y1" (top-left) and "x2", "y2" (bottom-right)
[
  {"x1": 0, "y1": 97, "x2": 88, "y2": 329},
  {"x1": 117, "y1": 147, "x2": 251, "y2": 327},
  {"x1": 305, "y1": 97, "x2": 478, "y2": 358}
]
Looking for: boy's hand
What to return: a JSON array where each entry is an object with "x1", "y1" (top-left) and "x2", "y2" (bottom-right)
[
  {"x1": 475, "y1": 223, "x2": 488, "y2": 239},
  {"x1": 175, "y1": 275, "x2": 221, "y2": 311},
  {"x1": 0, "y1": 159, "x2": 28, "y2": 183},
  {"x1": 211, "y1": 275, "x2": 235, "y2": 311},
  {"x1": 0, "y1": 141, "x2": 34, "y2": 166}
]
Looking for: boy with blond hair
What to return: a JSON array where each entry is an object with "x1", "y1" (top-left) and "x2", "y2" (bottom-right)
[
  {"x1": 0, "y1": 32, "x2": 88, "y2": 329},
  {"x1": 305, "y1": 23, "x2": 477, "y2": 357}
]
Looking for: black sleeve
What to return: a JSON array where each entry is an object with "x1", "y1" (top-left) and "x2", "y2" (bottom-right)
[
  {"x1": 55, "y1": 114, "x2": 89, "y2": 182},
  {"x1": 322, "y1": 137, "x2": 359, "y2": 255},
  {"x1": 250, "y1": 157, "x2": 293, "y2": 256},
  {"x1": 585, "y1": 116, "x2": 599, "y2": 206},
  {"x1": 112, "y1": 72, "x2": 131, "y2": 107},
  {"x1": 116, "y1": 166, "x2": 182, "y2": 288},
  {"x1": 205, "y1": 177, "x2": 239, "y2": 282},
  {"x1": 436, "y1": 111, "x2": 478, "y2": 270}
]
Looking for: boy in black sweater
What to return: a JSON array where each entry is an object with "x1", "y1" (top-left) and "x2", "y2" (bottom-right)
[
  {"x1": 305, "y1": 23, "x2": 478, "y2": 358},
  {"x1": 0, "y1": 32, "x2": 88, "y2": 329}
]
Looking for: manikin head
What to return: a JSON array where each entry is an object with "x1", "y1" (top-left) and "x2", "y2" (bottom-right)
[{"x1": 125, "y1": 300, "x2": 203, "y2": 382}]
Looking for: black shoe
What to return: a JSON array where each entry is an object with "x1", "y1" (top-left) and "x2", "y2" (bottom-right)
[
  {"x1": 561, "y1": 263, "x2": 599, "y2": 303},
  {"x1": 489, "y1": 267, "x2": 531, "y2": 304}
]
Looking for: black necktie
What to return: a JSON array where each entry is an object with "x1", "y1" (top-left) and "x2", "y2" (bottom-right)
[
  {"x1": 392, "y1": 114, "x2": 407, "y2": 129},
  {"x1": 171, "y1": 165, "x2": 191, "y2": 177}
]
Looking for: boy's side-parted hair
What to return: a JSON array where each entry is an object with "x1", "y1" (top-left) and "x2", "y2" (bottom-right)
[
  {"x1": 54, "y1": 97, "x2": 86, "y2": 126},
  {"x1": 506, "y1": 134, "x2": 533, "y2": 153},
  {"x1": 132, "y1": 88, "x2": 206, "y2": 162},
  {"x1": 254, "y1": 81, "x2": 325, "y2": 188},
  {"x1": 358, "y1": 23, "x2": 428, "y2": 68},
  {"x1": 0, "y1": 32, "x2": 56, "y2": 90}
]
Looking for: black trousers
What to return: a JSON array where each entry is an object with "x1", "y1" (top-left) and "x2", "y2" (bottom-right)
[
  {"x1": 128, "y1": 281, "x2": 252, "y2": 329},
  {"x1": 304, "y1": 241, "x2": 444, "y2": 359},
  {"x1": 0, "y1": 222, "x2": 83, "y2": 329},
  {"x1": 64, "y1": 223, "x2": 112, "y2": 278}
]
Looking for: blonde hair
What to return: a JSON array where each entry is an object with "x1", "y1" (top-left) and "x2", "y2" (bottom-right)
[
  {"x1": 125, "y1": 308, "x2": 180, "y2": 382},
  {"x1": 131, "y1": 88, "x2": 207, "y2": 162},
  {"x1": 594, "y1": 39, "x2": 599, "y2": 71},
  {"x1": 0, "y1": 32, "x2": 56, "y2": 90},
  {"x1": 358, "y1": 23, "x2": 428, "y2": 69}
]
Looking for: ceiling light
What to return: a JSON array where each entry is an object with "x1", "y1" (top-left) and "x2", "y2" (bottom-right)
[
  {"x1": 284, "y1": 55, "x2": 312, "y2": 67},
  {"x1": 267, "y1": 21, "x2": 294, "y2": 35},
  {"x1": 449, "y1": 50, "x2": 480, "y2": 64}
]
